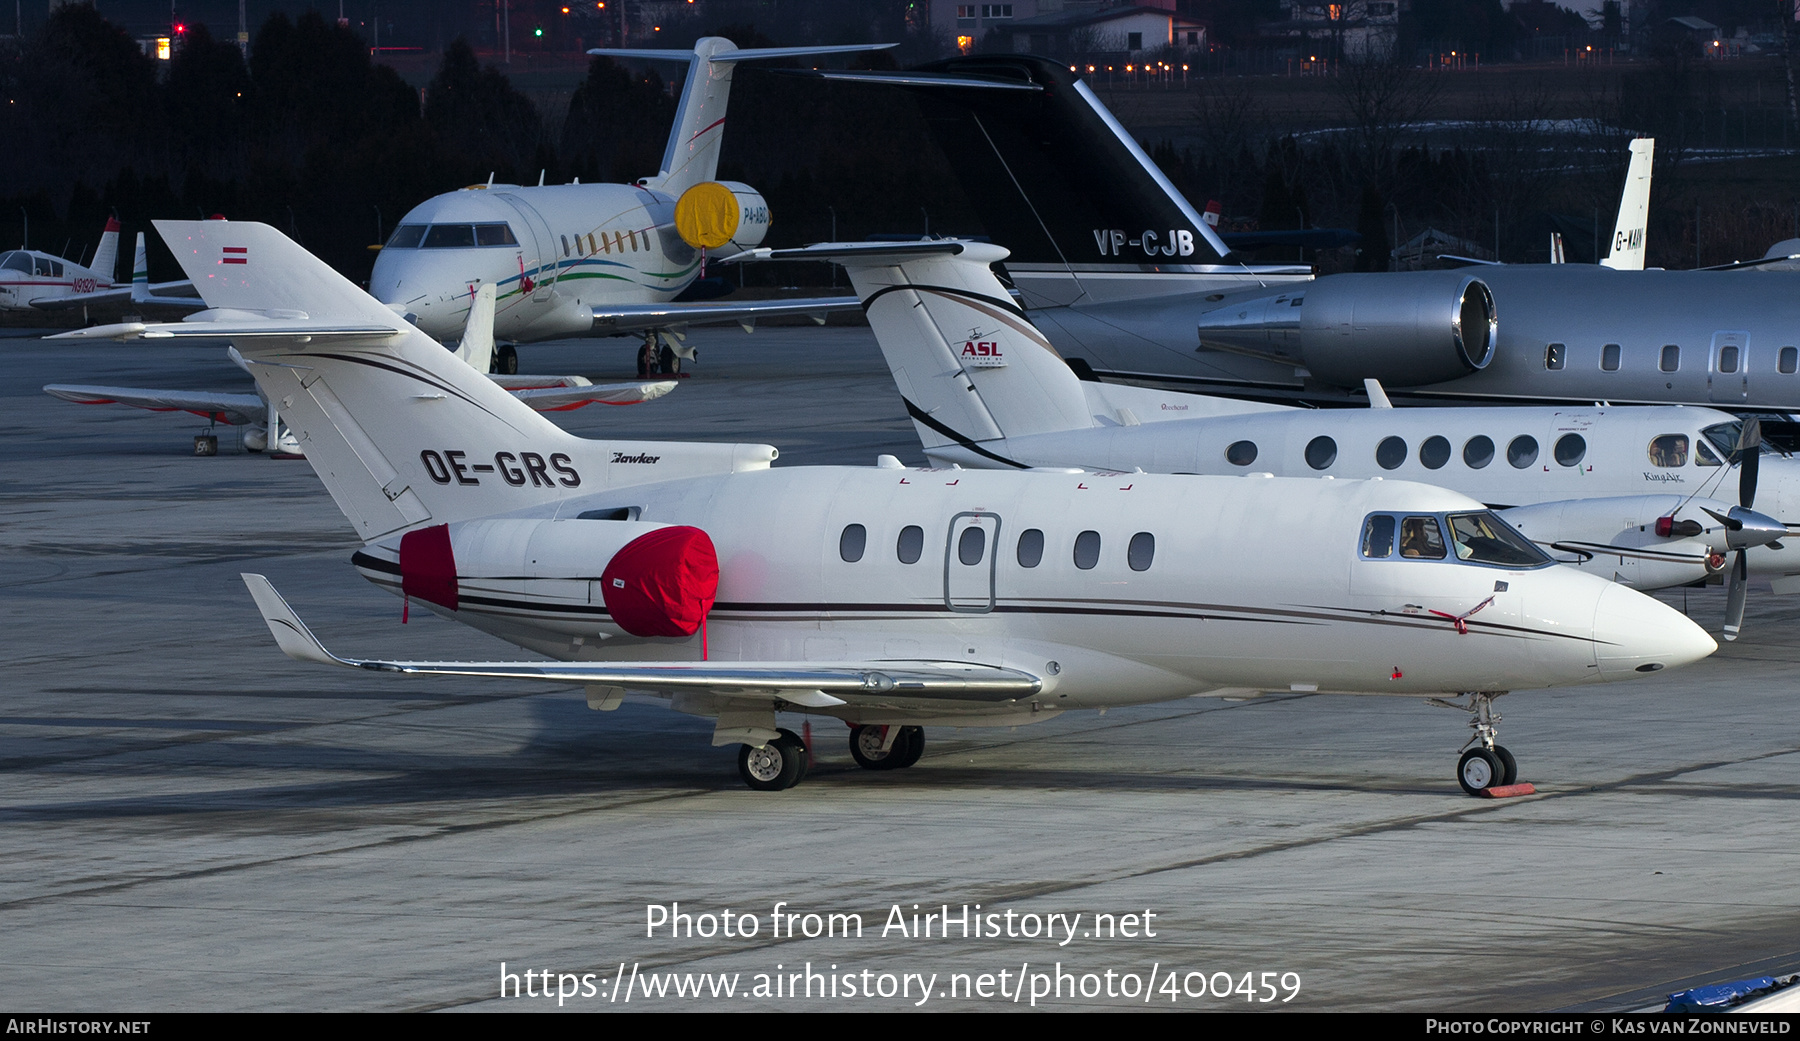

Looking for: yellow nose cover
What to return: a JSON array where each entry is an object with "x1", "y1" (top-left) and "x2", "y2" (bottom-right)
[{"x1": 674, "y1": 182, "x2": 741, "y2": 250}]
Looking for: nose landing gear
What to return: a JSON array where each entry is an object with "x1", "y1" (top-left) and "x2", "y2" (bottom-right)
[{"x1": 1431, "y1": 692, "x2": 1522, "y2": 796}]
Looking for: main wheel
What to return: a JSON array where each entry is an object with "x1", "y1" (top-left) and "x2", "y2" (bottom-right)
[
  {"x1": 739, "y1": 737, "x2": 803, "y2": 791},
  {"x1": 849, "y1": 725, "x2": 901, "y2": 770},
  {"x1": 496, "y1": 343, "x2": 519, "y2": 375},
  {"x1": 658, "y1": 344, "x2": 680, "y2": 375},
  {"x1": 890, "y1": 726, "x2": 925, "y2": 769},
  {"x1": 778, "y1": 728, "x2": 810, "y2": 784},
  {"x1": 1493, "y1": 745, "x2": 1518, "y2": 787},
  {"x1": 1458, "y1": 747, "x2": 1502, "y2": 796}
]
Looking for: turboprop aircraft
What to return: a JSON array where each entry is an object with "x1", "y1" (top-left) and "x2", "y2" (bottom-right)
[
  {"x1": 2, "y1": 223, "x2": 201, "y2": 318},
  {"x1": 785, "y1": 238, "x2": 1794, "y2": 640},
  {"x1": 368, "y1": 37, "x2": 875, "y2": 375},
  {"x1": 67, "y1": 219, "x2": 1718, "y2": 797},
  {"x1": 50, "y1": 285, "x2": 677, "y2": 455},
  {"x1": 804, "y1": 56, "x2": 1800, "y2": 409}
]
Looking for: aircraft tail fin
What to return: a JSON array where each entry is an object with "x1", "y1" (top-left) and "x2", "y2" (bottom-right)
[
  {"x1": 88, "y1": 218, "x2": 121, "y2": 282},
  {"x1": 595, "y1": 38, "x2": 892, "y2": 198},
  {"x1": 452, "y1": 284, "x2": 497, "y2": 373},
  {"x1": 128, "y1": 233, "x2": 150, "y2": 302},
  {"x1": 149, "y1": 220, "x2": 774, "y2": 541},
  {"x1": 1601, "y1": 137, "x2": 1653, "y2": 271},
  {"x1": 780, "y1": 241, "x2": 1093, "y2": 459},
  {"x1": 785, "y1": 56, "x2": 1237, "y2": 304}
]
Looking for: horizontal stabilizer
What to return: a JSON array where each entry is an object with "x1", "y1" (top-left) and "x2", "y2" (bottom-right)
[
  {"x1": 243, "y1": 574, "x2": 1041, "y2": 701},
  {"x1": 44, "y1": 384, "x2": 263, "y2": 425},
  {"x1": 49, "y1": 319, "x2": 403, "y2": 342},
  {"x1": 511, "y1": 379, "x2": 677, "y2": 411},
  {"x1": 778, "y1": 68, "x2": 1043, "y2": 91},
  {"x1": 589, "y1": 295, "x2": 859, "y2": 333},
  {"x1": 590, "y1": 43, "x2": 894, "y2": 64}
]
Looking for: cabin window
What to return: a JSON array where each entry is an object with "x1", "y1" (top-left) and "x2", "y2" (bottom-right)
[
  {"x1": 1544, "y1": 343, "x2": 1566, "y2": 370},
  {"x1": 1376, "y1": 436, "x2": 1407, "y2": 470},
  {"x1": 1660, "y1": 344, "x2": 1680, "y2": 372},
  {"x1": 1399, "y1": 516, "x2": 1447, "y2": 559},
  {"x1": 1781, "y1": 347, "x2": 1798, "y2": 374},
  {"x1": 1073, "y1": 530, "x2": 1101, "y2": 570},
  {"x1": 839, "y1": 524, "x2": 866, "y2": 562},
  {"x1": 896, "y1": 525, "x2": 923, "y2": 564},
  {"x1": 1225, "y1": 440, "x2": 1258, "y2": 466},
  {"x1": 1647, "y1": 434, "x2": 1689, "y2": 467},
  {"x1": 34, "y1": 257, "x2": 58, "y2": 276},
  {"x1": 421, "y1": 224, "x2": 476, "y2": 248},
  {"x1": 560, "y1": 234, "x2": 570, "y2": 257},
  {"x1": 1419, "y1": 436, "x2": 1451, "y2": 469},
  {"x1": 385, "y1": 225, "x2": 427, "y2": 249},
  {"x1": 1361, "y1": 515, "x2": 1395, "y2": 558},
  {"x1": 1554, "y1": 433, "x2": 1586, "y2": 467},
  {"x1": 957, "y1": 526, "x2": 986, "y2": 566},
  {"x1": 1128, "y1": 532, "x2": 1155, "y2": 572},
  {"x1": 1601, "y1": 343, "x2": 1621, "y2": 371},
  {"x1": 1017, "y1": 528, "x2": 1045, "y2": 568},
  {"x1": 474, "y1": 223, "x2": 518, "y2": 246},
  {"x1": 1304, "y1": 435, "x2": 1337, "y2": 470},
  {"x1": 1718, "y1": 345, "x2": 1740, "y2": 374},
  {"x1": 1447, "y1": 512, "x2": 1551, "y2": 568},
  {"x1": 1696, "y1": 440, "x2": 1723, "y2": 466},
  {"x1": 1463, "y1": 435, "x2": 1495, "y2": 469},
  {"x1": 1507, "y1": 435, "x2": 1539, "y2": 468}
]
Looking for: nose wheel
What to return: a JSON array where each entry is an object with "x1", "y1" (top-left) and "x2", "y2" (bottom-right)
[{"x1": 1431, "y1": 692, "x2": 1520, "y2": 796}]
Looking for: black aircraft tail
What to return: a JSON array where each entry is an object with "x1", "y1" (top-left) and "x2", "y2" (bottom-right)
[{"x1": 787, "y1": 55, "x2": 1232, "y2": 271}]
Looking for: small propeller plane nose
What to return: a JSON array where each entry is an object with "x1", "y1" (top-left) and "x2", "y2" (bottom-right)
[{"x1": 1590, "y1": 582, "x2": 1717, "y2": 680}]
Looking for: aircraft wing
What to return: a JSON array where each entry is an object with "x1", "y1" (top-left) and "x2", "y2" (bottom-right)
[
  {"x1": 44, "y1": 384, "x2": 264, "y2": 425},
  {"x1": 507, "y1": 379, "x2": 678, "y2": 411},
  {"x1": 28, "y1": 282, "x2": 204, "y2": 314},
  {"x1": 244, "y1": 574, "x2": 1041, "y2": 704},
  {"x1": 588, "y1": 296, "x2": 861, "y2": 334}
]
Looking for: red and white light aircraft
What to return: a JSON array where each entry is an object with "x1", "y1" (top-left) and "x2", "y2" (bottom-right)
[
  {"x1": 65, "y1": 220, "x2": 1717, "y2": 795},
  {"x1": 2, "y1": 222, "x2": 200, "y2": 317}
]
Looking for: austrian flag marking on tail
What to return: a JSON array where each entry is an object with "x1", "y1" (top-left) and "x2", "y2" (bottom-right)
[{"x1": 221, "y1": 247, "x2": 248, "y2": 265}]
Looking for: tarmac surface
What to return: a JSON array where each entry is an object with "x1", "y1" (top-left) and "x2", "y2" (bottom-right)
[{"x1": 3, "y1": 324, "x2": 1799, "y2": 1012}]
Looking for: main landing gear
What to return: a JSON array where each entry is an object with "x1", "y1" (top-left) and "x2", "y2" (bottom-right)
[
  {"x1": 738, "y1": 728, "x2": 810, "y2": 791},
  {"x1": 1431, "y1": 692, "x2": 1520, "y2": 796},
  {"x1": 849, "y1": 725, "x2": 924, "y2": 771}
]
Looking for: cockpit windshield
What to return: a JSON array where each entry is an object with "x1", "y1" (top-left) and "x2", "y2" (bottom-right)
[
  {"x1": 1702, "y1": 421, "x2": 1742, "y2": 459},
  {"x1": 1, "y1": 251, "x2": 33, "y2": 273},
  {"x1": 1446, "y1": 512, "x2": 1551, "y2": 568},
  {"x1": 386, "y1": 223, "x2": 520, "y2": 249}
]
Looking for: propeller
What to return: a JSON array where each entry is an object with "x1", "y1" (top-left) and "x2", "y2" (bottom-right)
[{"x1": 1724, "y1": 419, "x2": 1766, "y2": 641}]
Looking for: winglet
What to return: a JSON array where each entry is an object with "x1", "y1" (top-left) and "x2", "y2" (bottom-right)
[
  {"x1": 1364, "y1": 378, "x2": 1393, "y2": 409},
  {"x1": 241, "y1": 574, "x2": 347, "y2": 666}
]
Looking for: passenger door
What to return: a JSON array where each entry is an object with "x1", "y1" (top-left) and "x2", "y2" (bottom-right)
[{"x1": 944, "y1": 512, "x2": 1000, "y2": 613}]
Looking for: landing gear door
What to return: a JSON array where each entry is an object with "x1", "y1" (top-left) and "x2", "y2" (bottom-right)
[
  {"x1": 944, "y1": 511, "x2": 1000, "y2": 613},
  {"x1": 494, "y1": 193, "x2": 557, "y2": 301},
  {"x1": 1709, "y1": 331, "x2": 1749, "y2": 404}
]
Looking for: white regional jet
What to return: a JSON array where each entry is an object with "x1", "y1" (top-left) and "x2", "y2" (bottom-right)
[
  {"x1": 368, "y1": 37, "x2": 873, "y2": 375},
  {"x1": 49, "y1": 284, "x2": 677, "y2": 455},
  {"x1": 70, "y1": 220, "x2": 1719, "y2": 796},
  {"x1": 782, "y1": 239, "x2": 1795, "y2": 640}
]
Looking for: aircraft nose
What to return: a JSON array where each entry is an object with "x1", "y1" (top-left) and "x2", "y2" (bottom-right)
[{"x1": 1591, "y1": 582, "x2": 1716, "y2": 680}]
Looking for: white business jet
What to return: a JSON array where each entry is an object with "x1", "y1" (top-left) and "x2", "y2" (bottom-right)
[
  {"x1": 49, "y1": 284, "x2": 677, "y2": 455},
  {"x1": 772, "y1": 238, "x2": 1795, "y2": 640},
  {"x1": 65, "y1": 220, "x2": 1717, "y2": 796},
  {"x1": 368, "y1": 37, "x2": 876, "y2": 374}
]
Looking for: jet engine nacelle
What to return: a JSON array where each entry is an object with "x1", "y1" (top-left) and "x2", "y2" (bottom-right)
[
  {"x1": 382, "y1": 517, "x2": 720, "y2": 640},
  {"x1": 715, "y1": 181, "x2": 769, "y2": 256},
  {"x1": 1196, "y1": 272, "x2": 1496, "y2": 388}
]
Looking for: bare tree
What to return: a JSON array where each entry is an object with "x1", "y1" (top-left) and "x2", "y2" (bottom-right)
[{"x1": 1335, "y1": 55, "x2": 1443, "y2": 186}]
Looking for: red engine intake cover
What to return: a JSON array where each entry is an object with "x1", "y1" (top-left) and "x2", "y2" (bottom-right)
[
  {"x1": 600, "y1": 526, "x2": 719, "y2": 638},
  {"x1": 399, "y1": 523, "x2": 459, "y2": 611}
]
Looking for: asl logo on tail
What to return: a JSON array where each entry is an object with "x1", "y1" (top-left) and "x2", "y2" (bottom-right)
[{"x1": 961, "y1": 340, "x2": 1007, "y2": 369}]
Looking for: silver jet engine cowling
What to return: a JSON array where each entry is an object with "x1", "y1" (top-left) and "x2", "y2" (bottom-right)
[{"x1": 1196, "y1": 272, "x2": 1496, "y2": 388}]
